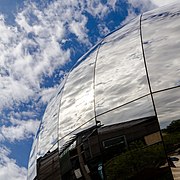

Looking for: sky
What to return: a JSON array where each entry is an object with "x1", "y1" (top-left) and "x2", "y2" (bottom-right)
[{"x1": 0, "y1": 0, "x2": 177, "y2": 179}]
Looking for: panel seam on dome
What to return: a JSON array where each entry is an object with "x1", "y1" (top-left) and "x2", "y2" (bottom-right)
[
  {"x1": 57, "y1": 42, "x2": 104, "y2": 152},
  {"x1": 152, "y1": 85, "x2": 180, "y2": 94},
  {"x1": 93, "y1": 39, "x2": 104, "y2": 125},
  {"x1": 139, "y1": 14, "x2": 157, "y2": 117},
  {"x1": 56, "y1": 74, "x2": 71, "y2": 152},
  {"x1": 95, "y1": 93, "x2": 151, "y2": 117},
  {"x1": 140, "y1": 13, "x2": 173, "y2": 175}
]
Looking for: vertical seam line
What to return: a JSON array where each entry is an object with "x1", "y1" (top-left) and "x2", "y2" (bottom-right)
[
  {"x1": 139, "y1": 14, "x2": 174, "y2": 177},
  {"x1": 139, "y1": 14, "x2": 158, "y2": 117},
  {"x1": 93, "y1": 39, "x2": 104, "y2": 124}
]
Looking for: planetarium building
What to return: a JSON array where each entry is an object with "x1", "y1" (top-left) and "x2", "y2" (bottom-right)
[{"x1": 28, "y1": 3, "x2": 180, "y2": 180}]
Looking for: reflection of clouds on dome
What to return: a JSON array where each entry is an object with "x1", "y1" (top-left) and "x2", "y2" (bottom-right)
[
  {"x1": 97, "y1": 95, "x2": 155, "y2": 126},
  {"x1": 141, "y1": 4, "x2": 180, "y2": 128},
  {"x1": 58, "y1": 49, "x2": 98, "y2": 139},
  {"x1": 27, "y1": 137, "x2": 37, "y2": 180},
  {"x1": 28, "y1": 3, "x2": 180, "y2": 180},
  {"x1": 142, "y1": 4, "x2": 180, "y2": 91},
  {"x1": 95, "y1": 17, "x2": 149, "y2": 115},
  {"x1": 37, "y1": 86, "x2": 63, "y2": 158}
]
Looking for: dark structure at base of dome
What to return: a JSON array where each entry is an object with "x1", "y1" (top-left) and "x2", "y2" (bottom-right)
[{"x1": 36, "y1": 116, "x2": 173, "y2": 180}]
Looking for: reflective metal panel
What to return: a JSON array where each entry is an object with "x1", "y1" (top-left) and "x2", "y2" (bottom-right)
[
  {"x1": 37, "y1": 87, "x2": 63, "y2": 158},
  {"x1": 153, "y1": 88, "x2": 180, "y2": 129},
  {"x1": 58, "y1": 48, "x2": 98, "y2": 140},
  {"x1": 141, "y1": 3, "x2": 180, "y2": 92},
  {"x1": 153, "y1": 87, "x2": 180, "y2": 179},
  {"x1": 99, "y1": 117, "x2": 173, "y2": 180},
  {"x1": 96, "y1": 95, "x2": 155, "y2": 126},
  {"x1": 27, "y1": 3, "x2": 180, "y2": 179},
  {"x1": 58, "y1": 116, "x2": 173, "y2": 179},
  {"x1": 37, "y1": 149, "x2": 61, "y2": 180},
  {"x1": 59, "y1": 118, "x2": 96, "y2": 154},
  {"x1": 27, "y1": 137, "x2": 38, "y2": 180},
  {"x1": 59, "y1": 118, "x2": 100, "y2": 180},
  {"x1": 95, "y1": 16, "x2": 150, "y2": 115}
]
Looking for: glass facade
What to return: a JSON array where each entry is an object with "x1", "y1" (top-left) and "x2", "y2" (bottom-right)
[{"x1": 28, "y1": 3, "x2": 180, "y2": 180}]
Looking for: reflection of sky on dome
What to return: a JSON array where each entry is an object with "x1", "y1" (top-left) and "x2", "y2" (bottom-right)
[
  {"x1": 37, "y1": 94, "x2": 60, "y2": 157},
  {"x1": 27, "y1": 3, "x2": 180, "y2": 179},
  {"x1": 142, "y1": 3, "x2": 180, "y2": 91},
  {"x1": 58, "y1": 48, "x2": 98, "y2": 139},
  {"x1": 96, "y1": 95, "x2": 155, "y2": 126},
  {"x1": 27, "y1": 137, "x2": 37, "y2": 180},
  {"x1": 37, "y1": 82, "x2": 66, "y2": 157},
  {"x1": 95, "y1": 16, "x2": 150, "y2": 115},
  {"x1": 27, "y1": 82, "x2": 66, "y2": 179}
]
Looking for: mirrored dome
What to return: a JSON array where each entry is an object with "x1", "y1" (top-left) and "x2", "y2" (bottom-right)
[{"x1": 28, "y1": 3, "x2": 180, "y2": 180}]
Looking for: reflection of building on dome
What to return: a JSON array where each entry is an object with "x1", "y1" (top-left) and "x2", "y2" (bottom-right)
[
  {"x1": 36, "y1": 116, "x2": 167, "y2": 180},
  {"x1": 27, "y1": 2, "x2": 180, "y2": 180}
]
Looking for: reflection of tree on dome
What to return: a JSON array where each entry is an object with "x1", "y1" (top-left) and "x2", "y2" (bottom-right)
[
  {"x1": 162, "y1": 119, "x2": 180, "y2": 154},
  {"x1": 105, "y1": 142, "x2": 171, "y2": 180},
  {"x1": 164, "y1": 120, "x2": 180, "y2": 133}
]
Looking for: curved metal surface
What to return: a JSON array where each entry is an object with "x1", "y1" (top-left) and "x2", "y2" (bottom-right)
[
  {"x1": 141, "y1": 3, "x2": 180, "y2": 92},
  {"x1": 95, "y1": 16, "x2": 150, "y2": 115},
  {"x1": 58, "y1": 47, "x2": 98, "y2": 140},
  {"x1": 27, "y1": 3, "x2": 180, "y2": 179}
]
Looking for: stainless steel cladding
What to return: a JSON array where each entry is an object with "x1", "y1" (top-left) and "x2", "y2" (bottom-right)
[{"x1": 28, "y1": 3, "x2": 180, "y2": 180}]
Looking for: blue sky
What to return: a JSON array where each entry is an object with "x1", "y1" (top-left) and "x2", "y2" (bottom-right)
[{"x1": 0, "y1": 0, "x2": 176, "y2": 179}]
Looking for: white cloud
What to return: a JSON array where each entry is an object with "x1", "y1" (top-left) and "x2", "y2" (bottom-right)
[
  {"x1": 98, "y1": 23, "x2": 110, "y2": 36},
  {"x1": 85, "y1": 1, "x2": 110, "y2": 18},
  {"x1": 0, "y1": 119, "x2": 40, "y2": 142},
  {"x1": 128, "y1": 0, "x2": 156, "y2": 10},
  {"x1": 9, "y1": 111, "x2": 37, "y2": 120},
  {"x1": 69, "y1": 18, "x2": 89, "y2": 44},
  {"x1": 39, "y1": 86, "x2": 59, "y2": 104},
  {"x1": 151, "y1": 0, "x2": 179, "y2": 7},
  {"x1": 0, "y1": 76, "x2": 34, "y2": 110},
  {"x1": 108, "y1": 0, "x2": 118, "y2": 10},
  {"x1": 0, "y1": 146, "x2": 27, "y2": 180},
  {"x1": 121, "y1": 0, "x2": 156, "y2": 25}
]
